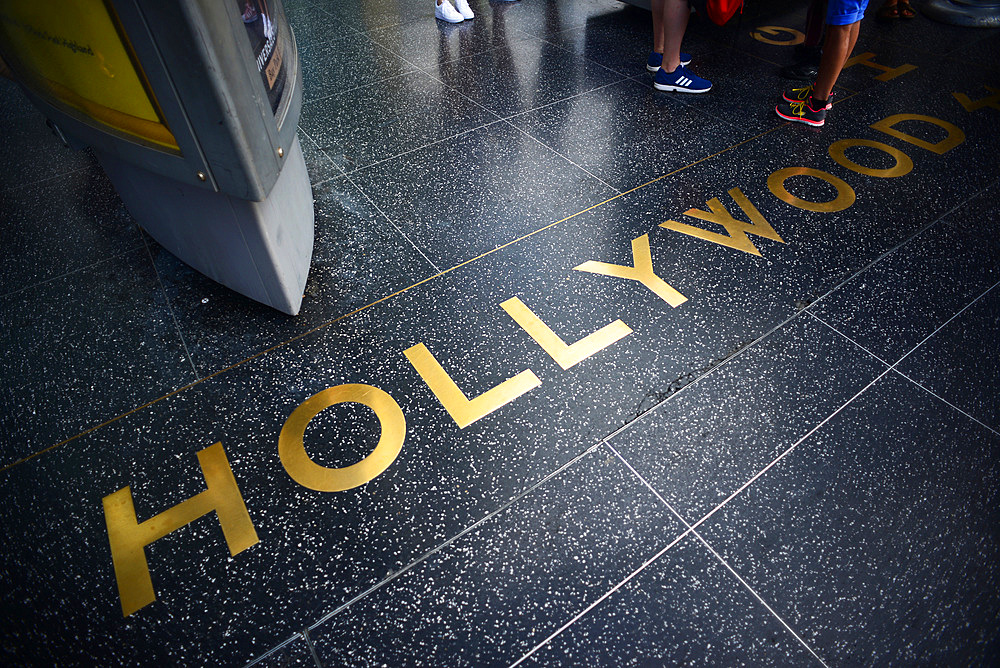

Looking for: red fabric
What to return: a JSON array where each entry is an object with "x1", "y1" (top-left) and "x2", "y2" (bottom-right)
[{"x1": 694, "y1": 0, "x2": 744, "y2": 26}]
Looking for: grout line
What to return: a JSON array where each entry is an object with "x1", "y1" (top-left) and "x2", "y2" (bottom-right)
[
  {"x1": 608, "y1": 444, "x2": 828, "y2": 666},
  {"x1": 688, "y1": 527, "x2": 830, "y2": 667},
  {"x1": 509, "y1": 359, "x2": 896, "y2": 666},
  {"x1": 519, "y1": 276, "x2": 1000, "y2": 663},
  {"x1": 298, "y1": 125, "x2": 441, "y2": 272},
  {"x1": 507, "y1": 518, "x2": 692, "y2": 666},
  {"x1": 303, "y1": 628, "x2": 324, "y2": 668},
  {"x1": 139, "y1": 232, "x2": 200, "y2": 380},
  {"x1": 343, "y1": 169, "x2": 442, "y2": 274},
  {"x1": 891, "y1": 367, "x2": 1000, "y2": 437},
  {"x1": 0, "y1": 123, "x2": 786, "y2": 474},
  {"x1": 0, "y1": 243, "x2": 146, "y2": 300},
  {"x1": 805, "y1": 312, "x2": 892, "y2": 367},
  {"x1": 242, "y1": 633, "x2": 302, "y2": 667},
  {"x1": 302, "y1": 441, "x2": 607, "y2": 632},
  {"x1": 502, "y1": 119, "x2": 622, "y2": 195}
]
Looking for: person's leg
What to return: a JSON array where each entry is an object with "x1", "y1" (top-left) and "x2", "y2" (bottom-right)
[
  {"x1": 812, "y1": 19, "x2": 860, "y2": 101},
  {"x1": 660, "y1": 0, "x2": 690, "y2": 73},
  {"x1": 651, "y1": 0, "x2": 666, "y2": 55}
]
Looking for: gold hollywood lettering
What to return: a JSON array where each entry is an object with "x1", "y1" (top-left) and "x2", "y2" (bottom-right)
[
  {"x1": 952, "y1": 86, "x2": 1000, "y2": 113},
  {"x1": 404, "y1": 343, "x2": 541, "y2": 429},
  {"x1": 767, "y1": 167, "x2": 856, "y2": 212},
  {"x1": 828, "y1": 139, "x2": 913, "y2": 178},
  {"x1": 660, "y1": 188, "x2": 784, "y2": 256},
  {"x1": 870, "y1": 114, "x2": 966, "y2": 155},
  {"x1": 574, "y1": 235, "x2": 687, "y2": 307},
  {"x1": 279, "y1": 384, "x2": 405, "y2": 492},
  {"x1": 843, "y1": 52, "x2": 916, "y2": 81},
  {"x1": 500, "y1": 297, "x2": 632, "y2": 370},
  {"x1": 751, "y1": 26, "x2": 805, "y2": 46},
  {"x1": 102, "y1": 443, "x2": 258, "y2": 617}
]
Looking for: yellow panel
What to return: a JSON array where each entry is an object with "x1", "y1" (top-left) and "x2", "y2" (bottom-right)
[{"x1": 0, "y1": 0, "x2": 177, "y2": 149}]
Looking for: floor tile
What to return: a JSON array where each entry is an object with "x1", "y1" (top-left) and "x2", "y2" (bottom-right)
[
  {"x1": 540, "y1": 7, "x2": 719, "y2": 79},
  {"x1": 0, "y1": 75, "x2": 35, "y2": 122},
  {"x1": 299, "y1": 70, "x2": 499, "y2": 173},
  {"x1": 0, "y1": 113, "x2": 95, "y2": 189},
  {"x1": 809, "y1": 222, "x2": 1000, "y2": 364},
  {"x1": 941, "y1": 180, "x2": 1000, "y2": 251},
  {"x1": 150, "y1": 177, "x2": 437, "y2": 375},
  {"x1": 509, "y1": 78, "x2": 744, "y2": 191},
  {"x1": 895, "y1": 284, "x2": 1000, "y2": 432},
  {"x1": 313, "y1": 0, "x2": 431, "y2": 32},
  {"x1": 298, "y1": 131, "x2": 344, "y2": 184},
  {"x1": 348, "y1": 121, "x2": 618, "y2": 267},
  {"x1": 696, "y1": 372, "x2": 1000, "y2": 666},
  {"x1": 521, "y1": 534, "x2": 817, "y2": 667},
  {"x1": 366, "y1": 2, "x2": 537, "y2": 70},
  {"x1": 0, "y1": 168, "x2": 143, "y2": 296},
  {"x1": 609, "y1": 315, "x2": 887, "y2": 522},
  {"x1": 1, "y1": 1, "x2": 997, "y2": 665},
  {"x1": 439, "y1": 32, "x2": 625, "y2": 118},
  {"x1": 0, "y1": 248, "x2": 196, "y2": 466},
  {"x1": 285, "y1": 1, "x2": 356, "y2": 48},
  {"x1": 309, "y1": 447, "x2": 685, "y2": 666},
  {"x1": 298, "y1": 32, "x2": 417, "y2": 103},
  {"x1": 491, "y1": 0, "x2": 631, "y2": 40}
]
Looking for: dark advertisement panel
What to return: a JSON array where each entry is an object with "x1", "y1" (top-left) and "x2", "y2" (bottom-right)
[{"x1": 237, "y1": 0, "x2": 287, "y2": 114}]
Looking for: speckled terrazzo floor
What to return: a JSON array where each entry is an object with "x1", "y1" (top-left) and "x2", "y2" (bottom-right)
[{"x1": 1, "y1": 0, "x2": 999, "y2": 665}]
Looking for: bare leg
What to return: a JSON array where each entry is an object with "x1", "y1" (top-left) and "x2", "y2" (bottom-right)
[
  {"x1": 812, "y1": 21, "x2": 860, "y2": 101},
  {"x1": 660, "y1": 0, "x2": 690, "y2": 72},
  {"x1": 651, "y1": 0, "x2": 665, "y2": 55}
]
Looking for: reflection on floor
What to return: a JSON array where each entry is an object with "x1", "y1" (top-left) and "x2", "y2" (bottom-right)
[{"x1": 1, "y1": 0, "x2": 999, "y2": 665}]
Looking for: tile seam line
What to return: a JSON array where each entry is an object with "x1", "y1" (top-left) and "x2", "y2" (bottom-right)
[
  {"x1": 545, "y1": 281, "x2": 1000, "y2": 665},
  {"x1": 139, "y1": 229, "x2": 200, "y2": 379},
  {"x1": 244, "y1": 439, "x2": 612, "y2": 664},
  {"x1": 615, "y1": 444, "x2": 827, "y2": 666},
  {"x1": 892, "y1": 366, "x2": 1000, "y2": 437},
  {"x1": 0, "y1": 124, "x2": 785, "y2": 476},
  {"x1": 509, "y1": 361, "x2": 903, "y2": 668},
  {"x1": 804, "y1": 178, "x2": 1000, "y2": 311},
  {"x1": 805, "y1": 312, "x2": 893, "y2": 367},
  {"x1": 659, "y1": 277, "x2": 1000, "y2": 552},
  {"x1": 0, "y1": 242, "x2": 146, "y2": 300},
  {"x1": 501, "y1": 118, "x2": 622, "y2": 195}
]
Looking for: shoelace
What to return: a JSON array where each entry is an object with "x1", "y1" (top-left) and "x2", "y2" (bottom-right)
[
  {"x1": 792, "y1": 84, "x2": 813, "y2": 101},
  {"x1": 789, "y1": 99, "x2": 808, "y2": 117}
]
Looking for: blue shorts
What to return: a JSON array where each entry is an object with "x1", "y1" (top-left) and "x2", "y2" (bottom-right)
[{"x1": 827, "y1": 0, "x2": 870, "y2": 25}]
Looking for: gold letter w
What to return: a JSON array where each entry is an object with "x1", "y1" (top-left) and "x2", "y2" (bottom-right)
[{"x1": 660, "y1": 188, "x2": 783, "y2": 256}]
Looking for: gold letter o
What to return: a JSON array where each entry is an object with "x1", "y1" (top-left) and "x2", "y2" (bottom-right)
[
  {"x1": 768, "y1": 167, "x2": 856, "y2": 212},
  {"x1": 279, "y1": 384, "x2": 405, "y2": 492},
  {"x1": 829, "y1": 139, "x2": 913, "y2": 178}
]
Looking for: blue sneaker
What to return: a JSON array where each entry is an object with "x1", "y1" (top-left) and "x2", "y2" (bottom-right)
[
  {"x1": 653, "y1": 64, "x2": 711, "y2": 93},
  {"x1": 646, "y1": 51, "x2": 692, "y2": 72}
]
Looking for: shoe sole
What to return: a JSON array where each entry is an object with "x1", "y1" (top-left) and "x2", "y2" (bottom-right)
[
  {"x1": 646, "y1": 58, "x2": 691, "y2": 73},
  {"x1": 774, "y1": 106, "x2": 825, "y2": 126},
  {"x1": 653, "y1": 83, "x2": 711, "y2": 93},
  {"x1": 436, "y1": 15, "x2": 463, "y2": 23}
]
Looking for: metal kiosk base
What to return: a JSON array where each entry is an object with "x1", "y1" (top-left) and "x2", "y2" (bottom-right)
[{"x1": 96, "y1": 135, "x2": 314, "y2": 315}]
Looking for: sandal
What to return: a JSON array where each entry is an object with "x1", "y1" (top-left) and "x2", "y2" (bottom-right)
[
  {"x1": 897, "y1": 1, "x2": 916, "y2": 18},
  {"x1": 877, "y1": 2, "x2": 900, "y2": 20}
]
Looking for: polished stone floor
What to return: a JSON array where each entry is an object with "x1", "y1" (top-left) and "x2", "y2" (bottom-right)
[{"x1": 1, "y1": 0, "x2": 999, "y2": 665}]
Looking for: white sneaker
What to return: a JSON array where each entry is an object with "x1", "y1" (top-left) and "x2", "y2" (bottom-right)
[
  {"x1": 435, "y1": 0, "x2": 464, "y2": 23},
  {"x1": 454, "y1": 0, "x2": 474, "y2": 19}
]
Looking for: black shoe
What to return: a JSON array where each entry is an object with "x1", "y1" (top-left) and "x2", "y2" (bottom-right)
[
  {"x1": 775, "y1": 96, "x2": 831, "y2": 127},
  {"x1": 780, "y1": 62, "x2": 819, "y2": 81},
  {"x1": 781, "y1": 82, "x2": 814, "y2": 103}
]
